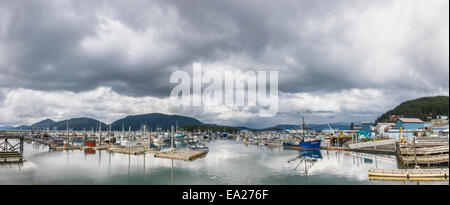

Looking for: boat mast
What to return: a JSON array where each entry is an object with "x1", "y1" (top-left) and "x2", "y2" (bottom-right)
[
  {"x1": 66, "y1": 121, "x2": 69, "y2": 146},
  {"x1": 302, "y1": 117, "x2": 305, "y2": 137}
]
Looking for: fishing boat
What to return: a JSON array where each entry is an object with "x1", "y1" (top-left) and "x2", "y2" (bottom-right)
[
  {"x1": 283, "y1": 138, "x2": 322, "y2": 149},
  {"x1": 153, "y1": 135, "x2": 165, "y2": 144},
  {"x1": 114, "y1": 140, "x2": 121, "y2": 146},
  {"x1": 174, "y1": 132, "x2": 185, "y2": 141},
  {"x1": 283, "y1": 117, "x2": 321, "y2": 150},
  {"x1": 119, "y1": 138, "x2": 130, "y2": 146}
]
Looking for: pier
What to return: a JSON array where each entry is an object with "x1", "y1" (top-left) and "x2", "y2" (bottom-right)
[
  {"x1": 396, "y1": 138, "x2": 449, "y2": 168},
  {"x1": 154, "y1": 150, "x2": 208, "y2": 161},
  {"x1": 0, "y1": 131, "x2": 25, "y2": 163},
  {"x1": 348, "y1": 139, "x2": 396, "y2": 149},
  {"x1": 369, "y1": 168, "x2": 449, "y2": 181},
  {"x1": 107, "y1": 146, "x2": 148, "y2": 155}
]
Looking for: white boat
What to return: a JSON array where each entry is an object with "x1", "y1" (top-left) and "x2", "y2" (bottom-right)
[{"x1": 188, "y1": 143, "x2": 208, "y2": 150}]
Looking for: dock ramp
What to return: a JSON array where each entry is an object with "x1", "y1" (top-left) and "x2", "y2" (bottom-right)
[{"x1": 349, "y1": 139, "x2": 396, "y2": 149}]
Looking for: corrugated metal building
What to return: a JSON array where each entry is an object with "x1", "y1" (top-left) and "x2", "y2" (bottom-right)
[{"x1": 395, "y1": 118, "x2": 425, "y2": 130}]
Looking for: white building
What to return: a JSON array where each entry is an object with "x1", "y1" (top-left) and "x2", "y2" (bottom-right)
[{"x1": 376, "y1": 123, "x2": 395, "y2": 138}]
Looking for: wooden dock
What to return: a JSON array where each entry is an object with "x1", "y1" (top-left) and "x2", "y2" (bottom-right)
[
  {"x1": 408, "y1": 139, "x2": 448, "y2": 148},
  {"x1": 267, "y1": 143, "x2": 282, "y2": 148},
  {"x1": 369, "y1": 168, "x2": 449, "y2": 181},
  {"x1": 107, "y1": 147, "x2": 146, "y2": 155},
  {"x1": 154, "y1": 150, "x2": 208, "y2": 161},
  {"x1": 401, "y1": 154, "x2": 449, "y2": 165},
  {"x1": 400, "y1": 145, "x2": 448, "y2": 155},
  {"x1": 348, "y1": 139, "x2": 396, "y2": 149},
  {"x1": 1, "y1": 132, "x2": 24, "y2": 162},
  {"x1": 396, "y1": 139, "x2": 449, "y2": 168},
  {"x1": 320, "y1": 146, "x2": 353, "y2": 151},
  {"x1": 0, "y1": 151, "x2": 23, "y2": 163}
]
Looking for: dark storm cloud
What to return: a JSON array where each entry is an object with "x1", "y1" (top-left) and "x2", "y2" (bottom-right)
[
  {"x1": 1, "y1": 0, "x2": 448, "y2": 98},
  {"x1": 0, "y1": 0, "x2": 448, "y2": 128}
]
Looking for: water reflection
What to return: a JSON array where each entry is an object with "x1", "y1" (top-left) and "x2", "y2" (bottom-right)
[
  {"x1": 0, "y1": 140, "x2": 447, "y2": 185},
  {"x1": 286, "y1": 150, "x2": 322, "y2": 182},
  {"x1": 171, "y1": 159, "x2": 174, "y2": 185}
]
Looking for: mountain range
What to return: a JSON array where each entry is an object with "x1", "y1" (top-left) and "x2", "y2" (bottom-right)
[
  {"x1": 109, "y1": 113, "x2": 202, "y2": 131},
  {"x1": 3, "y1": 112, "x2": 350, "y2": 131},
  {"x1": 5, "y1": 113, "x2": 202, "y2": 131},
  {"x1": 2, "y1": 96, "x2": 448, "y2": 131}
]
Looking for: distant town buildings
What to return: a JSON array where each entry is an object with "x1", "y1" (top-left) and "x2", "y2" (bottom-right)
[{"x1": 350, "y1": 115, "x2": 448, "y2": 140}]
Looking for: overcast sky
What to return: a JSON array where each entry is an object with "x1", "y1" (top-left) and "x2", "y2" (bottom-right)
[{"x1": 0, "y1": 0, "x2": 448, "y2": 128}]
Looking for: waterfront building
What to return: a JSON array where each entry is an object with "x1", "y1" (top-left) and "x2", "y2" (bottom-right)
[
  {"x1": 395, "y1": 118, "x2": 425, "y2": 130},
  {"x1": 387, "y1": 129, "x2": 414, "y2": 140},
  {"x1": 353, "y1": 126, "x2": 362, "y2": 130},
  {"x1": 431, "y1": 115, "x2": 449, "y2": 124},
  {"x1": 429, "y1": 124, "x2": 450, "y2": 137},
  {"x1": 361, "y1": 121, "x2": 372, "y2": 137},
  {"x1": 376, "y1": 123, "x2": 395, "y2": 138}
]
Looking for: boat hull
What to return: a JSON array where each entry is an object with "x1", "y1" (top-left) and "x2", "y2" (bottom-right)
[{"x1": 283, "y1": 139, "x2": 321, "y2": 150}]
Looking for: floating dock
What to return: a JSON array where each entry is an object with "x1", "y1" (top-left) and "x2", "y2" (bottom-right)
[
  {"x1": 401, "y1": 154, "x2": 449, "y2": 165},
  {"x1": 154, "y1": 150, "x2": 208, "y2": 161},
  {"x1": 400, "y1": 145, "x2": 448, "y2": 155},
  {"x1": 49, "y1": 144, "x2": 111, "y2": 151},
  {"x1": 369, "y1": 168, "x2": 449, "y2": 181},
  {"x1": 0, "y1": 151, "x2": 23, "y2": 163},
  {"x1": 1, "y1": 132, "x2": 24, "y2": 162},
  {"x1": 107, "y1": 147, "x2": 146, "y2": 155},
  {"x1": 320, "y1": 146, "x2": 353, "y2": 151},
  {"x1": 396, "y1": 139, "x2": 449, "y2": 168}
]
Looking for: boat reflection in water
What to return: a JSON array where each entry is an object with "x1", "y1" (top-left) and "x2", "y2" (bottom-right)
[
  {"x1": 288, "y1": 149, "x2": 322, "y2": 177},
  {"x1": 299, "y1": 149, "x2": 322, "y2": 159}
]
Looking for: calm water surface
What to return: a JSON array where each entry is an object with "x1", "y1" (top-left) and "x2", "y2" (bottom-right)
[{"x1": 1, "y1": 139, "x2": 448, "y2": 185}]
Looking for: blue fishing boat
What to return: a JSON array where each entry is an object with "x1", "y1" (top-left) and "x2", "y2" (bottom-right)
[
  {"x1": 283, "y1": 117, "x2": 321, "y2": 150},
  {"x1": 283, "y1": 139, "x2": 321, "y2": 149}
]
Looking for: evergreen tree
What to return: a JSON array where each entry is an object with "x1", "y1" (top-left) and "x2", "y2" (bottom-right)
[{"x1": 375, "y1": 96, "x2": 449, "y2": 123}]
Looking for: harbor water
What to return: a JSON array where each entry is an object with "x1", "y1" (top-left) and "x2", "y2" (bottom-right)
[{"x1": 0, "y1": 139, "x2": 448, "y2": 185}]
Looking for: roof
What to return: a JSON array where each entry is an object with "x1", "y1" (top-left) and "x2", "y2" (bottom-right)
[
  {"x1": 397, "y1": 118, "x2": 424, "y2": 123},
  {"x1": 377, "y1": 123, "x2": 395, "y2": 126},
  {"x1": 361, "y1": 121, "x2": 371, "y2": 124}
]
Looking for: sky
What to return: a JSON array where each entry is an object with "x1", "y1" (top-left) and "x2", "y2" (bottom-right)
[{"x1": 0, "y1": 0, "x2": 448, "y2": 128}]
